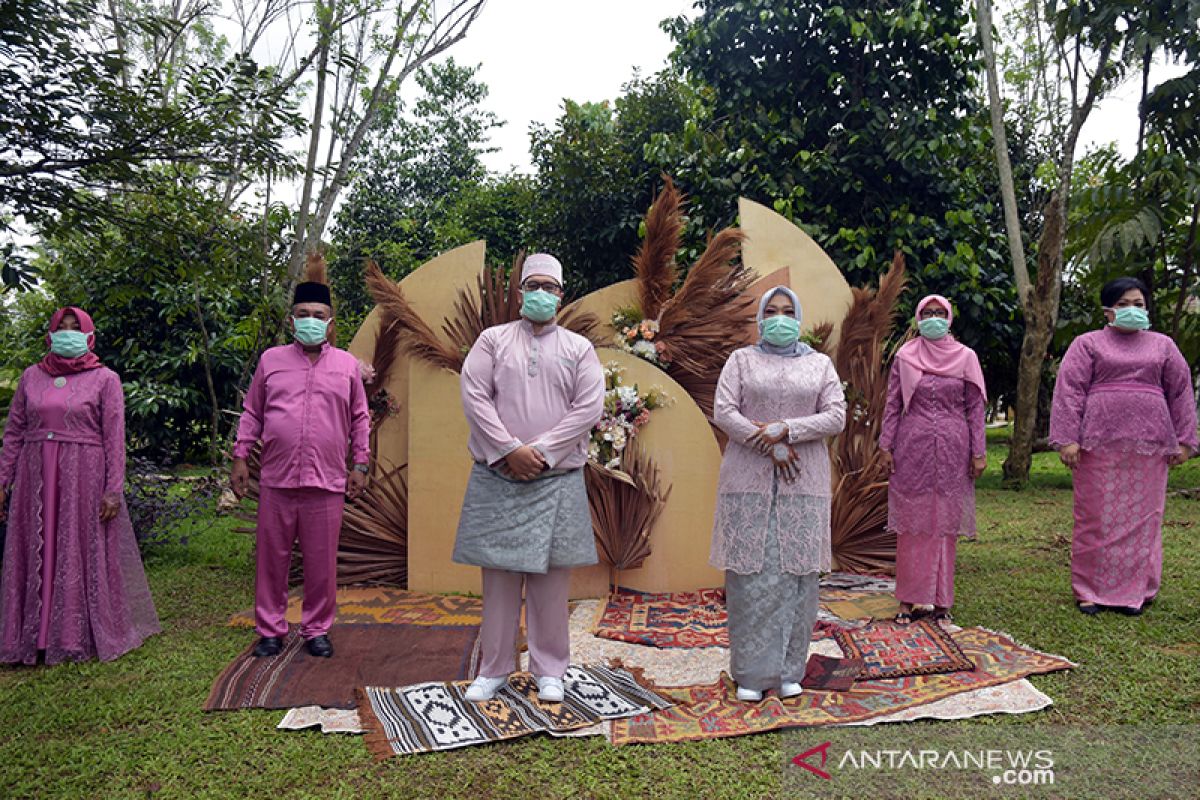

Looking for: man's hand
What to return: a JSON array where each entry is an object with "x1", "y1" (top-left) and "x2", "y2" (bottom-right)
[
  {"x1": 99, "y1": 494, "x2": 120, "y2": 522},
  {"x1": 1059, "y1": 443, "x2": 1081, "y2": 470},
  {"x1": 231, "y1": 458, "x2": 250, "y2": 498},
  {"x1": 879, "y1": 450, "x2": 895, "y2": 475},
  {"x1": 501, "y1": 446, "x2": 547, "y2": 481},
  {"x1": 347, "y1": 467, "x2": 367, "y2": 500},
  {"x1": 970, "y1": 455, "x2": 987, "y2": 480},
  {"x1": 1170, "y1": 444, "x2": 1194, "y2": 468}
]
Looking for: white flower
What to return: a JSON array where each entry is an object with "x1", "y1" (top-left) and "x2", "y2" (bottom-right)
[
  {"x1": 631, "y1": 339, "x2": 658, "y2": 361},
  {"x1": 617, "y1": 385, "x2": 639, "y2": 409}
]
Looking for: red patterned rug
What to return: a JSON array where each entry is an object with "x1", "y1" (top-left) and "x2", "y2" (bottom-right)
[
  {"x1": 609, "y1": 627, "x2": 1075, "y2": 745},
  {"x1": 801, "y1": 654, "x2": 863, "y2": 692},
  {"x1": 832, "y1": 619, "x2": 974, "y2": 680},
  {"x1": 593, "y1": 587, "x2": 841, "y2": 649}
]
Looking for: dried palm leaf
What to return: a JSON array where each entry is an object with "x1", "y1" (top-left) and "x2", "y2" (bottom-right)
[
  {"x1": 634, "y1": 176, "x2": 684, "y2": 320},
  {"x1": 655, "y1": 228, "x2": 757, "y2": 374},
  {"x1": 364, "y1": 260, "x2": 461, "y2": 372},
  {"x1": 304, "y1": 250, "x2": 329, "y2": 285},
  {"x1": 337, "y1": 461, "x2": 409, "y2": 586},
  {"x1": 584, "y1": 443, "x2": 672, "y2": 590},
  {"x1": 828, "y1": 250, "x2": 907, "y2": 574},
  {"x1": 369, "y1": 315, "x2": 403, "y2": 400},
  {"x1": 807, "y1": 321, "x2": 835, "y2": 355}
]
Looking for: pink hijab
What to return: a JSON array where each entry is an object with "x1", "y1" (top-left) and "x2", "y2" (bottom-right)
[
  {"x1": 893, "y1": 295, "x2": 986, "y2": 410},
  {"x1": 38, "y1": 306, "x2": 104, "y2": 377}
]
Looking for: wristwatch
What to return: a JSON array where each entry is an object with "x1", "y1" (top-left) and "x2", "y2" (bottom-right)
[{"x1": 352, "y1": 463, "x2": 369, "y2": 474}]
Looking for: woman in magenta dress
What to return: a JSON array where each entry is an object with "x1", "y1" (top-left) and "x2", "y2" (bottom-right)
[
  {"x1": 0, "y1": 307, "x2": 159, "y2": 664},
  {"x1": 879, "y1": 295, "x2": 987, "y2": 624},
  {"x1": 1049, "y1": 277, "x2": 1197, "y2": 616}
]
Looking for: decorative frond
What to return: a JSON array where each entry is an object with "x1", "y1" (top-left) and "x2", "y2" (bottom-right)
[
  {"x1": 829, "y1": 250, "x2": 908, "y2": 574},
  {"x1": 585, "y1": 443, "x2": 672, "y2": 590},
  {"x1": 634, "y1": 176, "x2": 684, "y2": 320},
  {"x1": 655, "y1": 228, "x2": 757, "y2": 374},
  {"x1": 364, "y1": 260, "x2": 461, "y2": 372},
  {"x1": 304, "y1": 250, "x2": 329, "y2": 285}
]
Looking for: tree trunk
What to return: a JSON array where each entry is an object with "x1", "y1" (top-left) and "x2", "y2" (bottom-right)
[{"x1": 1003, "y1": 191, "x2": 1066, "y2": 486}]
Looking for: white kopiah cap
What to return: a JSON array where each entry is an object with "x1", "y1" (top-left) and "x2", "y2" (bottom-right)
[{"x1": 521, "y1": 253, "x2": 563, "y2": 285}]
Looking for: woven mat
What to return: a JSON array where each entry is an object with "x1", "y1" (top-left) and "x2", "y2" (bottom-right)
[
  {"x1": 206, "y1": 623, "x2": 480, "y2": 711},
  {"x1": 832, "y1": 619, "x2": 975, "y2": 680},
  {"x1": 227, "y1": 587, "x2": 483, "y2": 628},
  {"x1": 608, "y1": 626, "x2": 1074, "y2": 745},
  {"x1": 590, "y1": 575, "x2": 890, "y2": 650},
  {"x1": 359, "y1": 664, "x2": 672, "y2": 757}
]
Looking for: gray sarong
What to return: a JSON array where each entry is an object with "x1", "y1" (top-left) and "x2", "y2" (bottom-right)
[{"x1": 452, "y1": 463, "x2": 598, "y2": 573}]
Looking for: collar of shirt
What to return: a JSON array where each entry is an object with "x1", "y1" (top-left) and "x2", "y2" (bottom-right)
[
  {"x1": 291, "y1": 339, "x2": 332, "y2": 361},
  {"x1": 520, "y1": 318, "x2": 558, "y2": 338}
]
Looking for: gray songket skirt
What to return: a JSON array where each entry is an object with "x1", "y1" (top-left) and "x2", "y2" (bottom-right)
[
  {"x1": 725, "y1": 479, "x2": 821, "y2": 692},
  {"x1": 452, "y1": 463, "x2": 598, "y2": 574}
]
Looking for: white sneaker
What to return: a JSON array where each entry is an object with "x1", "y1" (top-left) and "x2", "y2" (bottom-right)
[
  {"x1": 536, "y1": 676, "x2": 565, "y2": 702},
  {"x1": 779, "y1": 682, "x2": 803, "y2": 699},
  {"x1": 464, "y1": 675, "x2": 508, "y2": 702},
  {"x1": 735, "y1": 685, "x2": 763, "y2": 702}
]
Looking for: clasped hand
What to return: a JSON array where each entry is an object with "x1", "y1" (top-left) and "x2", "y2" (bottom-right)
[
  {"x1": 751, "y1": 422, "x2": 799, "y2": 483},
  {"x1": 498, "y1": 445, "x2": 547, "y2": 481}
]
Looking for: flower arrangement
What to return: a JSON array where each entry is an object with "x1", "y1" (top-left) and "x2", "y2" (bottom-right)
[
  {"x1": 589, "y1": 362, "x2": 672, "y2": 470},
  {"x1": 612, "y1": 306, "x2": 670, "y2": 367},
  {"x1": 368, "y1": 387, "x2": 401, "y2": 430}
]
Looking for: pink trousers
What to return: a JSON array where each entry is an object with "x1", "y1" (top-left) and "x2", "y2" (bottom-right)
[
  {"x1": 255, "y1": 486, "x2": 344, "y2": 639},
  {"x1": 477, "y1": 567, "x2": 571, "y2": 679},
  {"x1": 895, "y1": 533, "x2": 957, "y2": 609}
]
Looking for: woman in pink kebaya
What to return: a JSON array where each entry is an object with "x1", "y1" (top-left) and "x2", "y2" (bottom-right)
[
  {"x1": 1049, "y1": 277, "x2": 1196, "y2": 616},
  {"x1": 879, "y1": 295, "x2": 987, "y2": 625}
]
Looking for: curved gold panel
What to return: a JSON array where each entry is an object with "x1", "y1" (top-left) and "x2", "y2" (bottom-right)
[
  {"x1": 738, "y1": 198, "x2": 853, "y2": 351},
  {"x1": 560, "y1": 278, "x2": 639, "y2": 343},
  {"x1": 347, "y1": 241, "x2": 487, "y2": 473}
]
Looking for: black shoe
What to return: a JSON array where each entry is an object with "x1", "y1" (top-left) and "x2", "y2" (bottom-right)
[
  {"x1": 306, "y1": 635, "x2": 333, "y2": 658},
  {"x1": 1076, "y1": 602, "x2": 1100, "y2": 616},
  {"x1": 1110, "y1": 605, "x2": 1143, "y2": 617},
  {"x1": 253, "y1": 636, "x2": 283, "y2": 657}
]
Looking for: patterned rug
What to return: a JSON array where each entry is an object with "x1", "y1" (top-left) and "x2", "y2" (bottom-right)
[
  {"x1": 591, "y1": 577, "x2": 888, "y2": 650},
  {"x1": 227, "y1": 587, "x2": 483, "y2": 628},
  {"x1": 801, "y1": 654, "x2": 863, "y2": 692},
  {"x1": 608, "y1": 627, "x2": 1075, "y2": 745},
  {"x1": 206, "y1": 623, "x2": 481, "y2": 711},
  {"x1": 832, "y1": 619, "x2": 975, "y2": 680},
  {"x1": 359, "y1": 664, "x2": 673, "y2": 757}
]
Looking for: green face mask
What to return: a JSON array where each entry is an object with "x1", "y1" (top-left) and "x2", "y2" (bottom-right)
[
  {"x1": 1110, "y1": 306, "x2": 1150, "y2": 331},
  {"x1": 761, "y1": 315, "x2": 800, "y2": 347},
  {"x1": 49, "y1": 330, "x2": 90, "y2": 358},
  {"x1": 918, "y1": 317, "x2": 950, "y2": 340},
  {"x1": 293, "y1": 316, "x2": 330, "y2": 346},
  {"x1": 521, "y1": 290, "x2": 560, "y2": 323}
]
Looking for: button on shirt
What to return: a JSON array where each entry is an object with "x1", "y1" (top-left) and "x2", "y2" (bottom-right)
[{"x1": 234, "y1": 342, "x2": 371, "y2": 492}]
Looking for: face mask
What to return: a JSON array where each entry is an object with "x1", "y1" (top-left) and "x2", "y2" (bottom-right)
[
  {"x1": 521, "y1": 290, "x2": 560, "y2": 323},
  {"x1": 761, "y1": 315, "x2": 800, "y2": 347},
  {"x1": 49, "y1": 330, "x2": 90, "y2": 358},
  {"x1": 1109, "y1": 306, "x2": 1150, "y2": 331},
  {"x1": 918, "y1": 317, "x2": 950, "y2": 340},
  {"x1": 293, "y1": 316, "x2": 330, "y2": 346}
]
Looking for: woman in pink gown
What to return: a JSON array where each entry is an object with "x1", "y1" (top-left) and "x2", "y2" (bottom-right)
[
  {"x1": 0, "y1": 307, "x2": 159, "y2": 664},
  {"x1": 1049, "y1": 277, "x2": 1197, "y2": 616},
  {"x1": 879, "y1": 295, "x2": 987, "y2": 624}
]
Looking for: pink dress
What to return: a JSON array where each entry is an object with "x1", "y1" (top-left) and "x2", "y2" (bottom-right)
[
  {"x1": 0, "y1": 366, "x2": 159, "y2": 664},
  {"x1": 1049, "y1": 327, "x2": 1198, "y2": 608},
  {"x1": 879, "y1": 365, "x2": 986, "y2": 608}
]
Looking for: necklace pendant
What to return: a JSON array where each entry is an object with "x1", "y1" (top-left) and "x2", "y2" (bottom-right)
[{"x1": 53, "y1": 377, "x2": 67, "y2": 388}]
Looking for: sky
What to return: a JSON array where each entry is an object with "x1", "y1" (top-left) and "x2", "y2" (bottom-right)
[{"x1": 429, "y1": 0, "x2": 1179, "y2": 176}]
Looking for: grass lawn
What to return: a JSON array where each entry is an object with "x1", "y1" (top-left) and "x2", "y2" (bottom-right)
[{"x1": 2, "y1": 443, "x2": 1198, "y2": 799}]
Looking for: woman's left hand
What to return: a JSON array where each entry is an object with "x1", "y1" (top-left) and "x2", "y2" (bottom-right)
[
  {"x1": 970, "y1": 455, "x2": 987, "y2": 480},
  {"x1": 1170, "y1": 445, "x2": 1194, "y2": 467},
  {"x1": 99, "y1": 494, "x2": 120, "y2": 522}
]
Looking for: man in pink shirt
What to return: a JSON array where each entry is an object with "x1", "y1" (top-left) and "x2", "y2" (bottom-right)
[
  {"x1": 230, "y1": 281, "x2": 371, "y2": 658},
  {"x1": 452, "y1": 254, "x2": 604, "y2": 703}
]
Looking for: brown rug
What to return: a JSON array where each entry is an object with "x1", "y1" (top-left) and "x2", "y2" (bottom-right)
[{"x1": 205, "y1": 623, "x2": 480, "y2": 711}]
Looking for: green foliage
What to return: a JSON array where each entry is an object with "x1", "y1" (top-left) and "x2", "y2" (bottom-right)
[
  {"x1": 530, "y1": 71, "x2": 701, "y2": 294},
  {"x1": 330, "y1": 59, "x2": 528, "y2": 324},
  {"x1": 8, "y1": 182, "x2": 290, "y2": 461},
  {"x1": 656, "y1": 0, "x2": 1024, "y2": 402}
]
